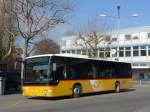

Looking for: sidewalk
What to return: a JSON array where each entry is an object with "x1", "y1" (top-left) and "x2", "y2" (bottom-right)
[{"x1": 133, "y1": 80, "x2": 150, "y2": 87}]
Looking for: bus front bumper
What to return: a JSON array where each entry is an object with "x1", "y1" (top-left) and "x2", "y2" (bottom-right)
[{"x1": 22, "y1": 86, "x2": 54, "y2": 97}]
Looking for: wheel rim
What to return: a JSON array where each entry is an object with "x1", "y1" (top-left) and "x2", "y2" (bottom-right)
[
  {"x1": 73, "y1": 85, "x2": 81, "y2": 97},
  {"x1": 74, "y1": 88, "x2": 80, "y2": 95},
  {"x1": 116, "y1": 84, "x2": 120, "y2": 92}
]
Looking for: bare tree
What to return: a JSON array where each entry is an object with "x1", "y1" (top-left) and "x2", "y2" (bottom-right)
[
  {"x1": 0, "y1": 0, "x2": 18, "y2": 60},
  {"x1": 33, "y1": 38, "x2": 60, "y2": 55},
  {"x1": 75, "y1": 17, "x2": 114, "y2": 58},
  {"x1": 13, "y1": 0, "x2": 73, "y2": 57}
]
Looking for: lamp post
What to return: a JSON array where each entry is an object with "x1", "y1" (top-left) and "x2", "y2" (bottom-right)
[
  {"x1": 100, "y1": 4, "x2": 139, "y2": 59},
  {"x1": 117, "y1": 4, "x2": 121, "y2": 30},
  {"x1": 100, "y1": 4, "x2": 139, "y2": 29},
  {"x1": 117, "y1": 4, "x2": 121, "y2": 18}
]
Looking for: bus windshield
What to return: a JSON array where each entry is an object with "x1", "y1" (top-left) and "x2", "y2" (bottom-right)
[{"x1": 24, "y1": 56, "x2": 50, "y2": 84}]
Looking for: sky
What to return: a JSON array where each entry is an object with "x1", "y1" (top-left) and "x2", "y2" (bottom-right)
[
  {"x1": 16, "y1": 0, "x2": 150, "y2": 46},
  {"x1": 50, "y1": 0, "x2": 150, "y2": 43},
  {"x1": 71, "y1": 0, "x2": 150, "y2": 28}
]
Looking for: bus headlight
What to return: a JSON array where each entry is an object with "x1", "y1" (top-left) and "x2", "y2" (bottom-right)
[{"x1": 43, "y1": 89, "x2": 53, "y2": 94}]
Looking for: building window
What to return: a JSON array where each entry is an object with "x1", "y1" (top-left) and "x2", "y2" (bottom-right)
[
  {"x1": 92, "y1": 49, "x2": 98, "y2": 57},
  {"x1": 139, "y1": 73, "x2": 144, "y2": 79},
  {"x1": 112, "y1": 38, "x2": 117, "y2": 41},
  {"x1": 104, "y1": 48, "x2": 110, "y2": 57},
  {"x1": 62, "y1": 51, "x2": 66, "y2": 53},
  {"x1": 67, "y1": 50, "x2": 70, "y2": 53},
  {"x1": 105, "y1": 36, "x2": 111, "y2": 41},
  {"x1": 140, "y1": 64, "x2": 147, "y2": 66},
  {"x1": 125, "y1": 34, "x2": 131, "y2": 40},
  {"x1": 88, "y1": 50, "x2": 92, "y2": 57},
  {"x1": 99, "y1": 48, "x2": 104, "y2": 58},
  {"x1": 148, "y1": 33, "x2": 150, "y2": 38},
  {"x1": 125, "y1": 47, "x2": 131, "y2": 57},
  {"x1": 140, "y1": 45, "x2": 147, "y2": 56},
  {"x1": 82, "y1": 50, "x2": 86, "y2": 55},
  {"x1": 99, "y1": 52, "x2": 104, "y2": 58},
  {"x1": 148, "y1": 45, "x2": 150, "y2": 56},
  {"x1": 71, "y1": 50, "x2": 75, "y2": 54},
  {"x1": 132, "y1": 63, "x2": 139, "y2": 67},
  {"x1": 133, "y1": 36, "x2": 139, "y2": 39},
  {"x1": 77, "y1": 50, "x2": 81, "y2": 54},
  {"x1": 105, "y1": 51, "x2": 110, "y2": 57},
  {"x1": 119, "y1": 47, "x2": 124, "y2": 57},
  {"x1": 133, "y1": 46, "x2": 139, "y2": 56}
]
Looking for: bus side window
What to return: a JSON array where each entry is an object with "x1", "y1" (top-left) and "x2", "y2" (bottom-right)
[
  {"x1": 62, "y1": 65, "x2": 67, "y2": 79},
  {"x1": 70, "y1": 66, "x2": 77, "y2": 79},
  {"x1": 63, "y1": 65, "x2": 76, "y2": 80},
  {"x1": 54, "y1": 63, "x2": 66, "y2": 80},
  {"x1": 91, "y1": 64, "x2": 97, "y2": 78}
]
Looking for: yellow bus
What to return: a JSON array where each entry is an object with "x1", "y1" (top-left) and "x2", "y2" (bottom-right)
[{"x1": 22, "y1": 54, "x2": 132, "y2": 98}]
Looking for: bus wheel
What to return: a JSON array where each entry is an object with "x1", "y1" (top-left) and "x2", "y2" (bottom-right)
[
  {"x1": 115, "y1": 82, "x2": 120, "y2": 93},
  {"x1": 73, "y1": 84, "x2": 82, "y2": 98}
]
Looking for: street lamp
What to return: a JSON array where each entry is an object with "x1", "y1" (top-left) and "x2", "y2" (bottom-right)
[
  {"x1": 100, "y1": 13, "x2": 139, "y2": 18},
  {"x1": 99, "y1": 4, "x2": 139, "y2": 60},
  {"x1": 99, "y1": 14, "x2": 107, "y2": 17},
  {"x1": 132, "y1": 13, "x2": 139, "y2": 17},
  {"x1": 117, "y1": 4, "x2": 121, "y2": 19},
  {"x1": 100, "y1": 4, "x2": 139, "y2": 28}
]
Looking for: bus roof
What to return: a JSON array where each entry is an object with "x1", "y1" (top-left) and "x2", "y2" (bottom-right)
[{"x1": 26, "y1": 54, "x2": 130, "y2": 64}]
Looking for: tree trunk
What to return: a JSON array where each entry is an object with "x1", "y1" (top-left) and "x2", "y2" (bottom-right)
[
  {"x1": 24, "y1": 39, "x2": 29, "y2": 58},
  {"x1": 21, "y1": 38, "x2": 29, "y2": 89}
]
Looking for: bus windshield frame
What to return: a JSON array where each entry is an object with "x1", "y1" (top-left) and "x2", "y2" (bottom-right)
[{"x1": 24, "y1": 56, "x2": 54, "y2": 85}]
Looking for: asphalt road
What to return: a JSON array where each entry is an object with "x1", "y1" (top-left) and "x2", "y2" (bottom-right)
[{"x1": 0, "y1": 87, "x2": 150, "y2": 112}]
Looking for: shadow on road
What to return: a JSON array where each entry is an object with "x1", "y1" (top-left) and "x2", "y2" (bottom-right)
[
  {"x1": 120, "y1": 88, "x2": 136, "y2": 93},
  {"x1": 2, "y1": 91, "x2": 21, "y2": 95},
  {"x1": 82, "y1": 88, "x2": 136, "y2": 97},
  {"x1": 27, "y1": 89, "x2": 136, "y2": 101}
]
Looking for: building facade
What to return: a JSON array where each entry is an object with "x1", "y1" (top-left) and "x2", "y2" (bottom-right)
[{"x1": 60, "y1": 26, "x2": 150, "y2": 80}]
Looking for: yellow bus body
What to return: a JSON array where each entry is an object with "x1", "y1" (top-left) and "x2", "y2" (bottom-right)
[{"x1": 22, "y1": 78, "x2": 132, "y2": 97}]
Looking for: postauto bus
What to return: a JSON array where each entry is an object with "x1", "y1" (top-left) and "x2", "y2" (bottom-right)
[{"x1": 22, "y1": 54, "x2": 132, "y2": 98}]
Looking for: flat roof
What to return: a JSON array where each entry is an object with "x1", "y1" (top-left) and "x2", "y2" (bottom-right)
[
  {"x1": 62, "y1": 26, "x2": 150, "y2": 39},
  {"x1": 26, "y1": 54, "x2": 130, "y2": 64}
]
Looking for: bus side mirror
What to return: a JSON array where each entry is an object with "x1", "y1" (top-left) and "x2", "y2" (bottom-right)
[{"x1": 53, "y1": 63, "x2": 56, "y2": 71}]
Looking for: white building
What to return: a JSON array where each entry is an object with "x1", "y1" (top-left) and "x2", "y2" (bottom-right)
[{"x1": 60, "y1": 26, "x2": 150, "y2": 80}]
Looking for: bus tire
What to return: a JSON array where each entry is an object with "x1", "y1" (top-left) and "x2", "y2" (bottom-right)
[
  {"x1": 73, "y1": 84, "x2": 82, "y2": 98},
  {"x1": 115, "y1": 82, "x2": 120, "y2": 93}
]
